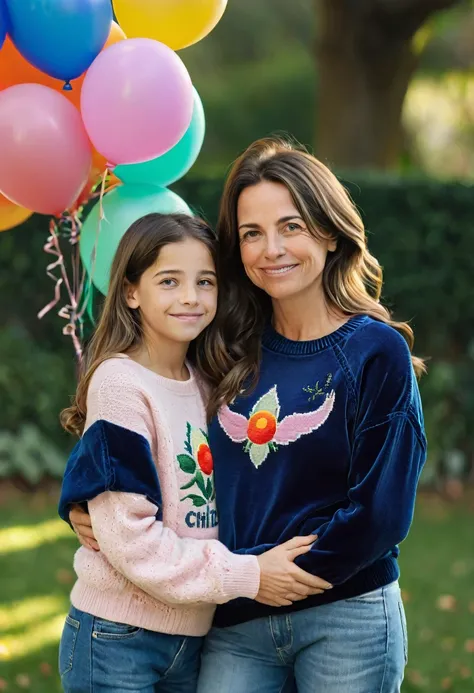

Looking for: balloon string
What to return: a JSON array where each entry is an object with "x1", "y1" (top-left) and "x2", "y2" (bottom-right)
[
  {"x1": 88, "y1": 167, "x2": 108, "y2": 286},
  {"x1": 38, "y1": 217, "x2": 85, "y2": 362}
]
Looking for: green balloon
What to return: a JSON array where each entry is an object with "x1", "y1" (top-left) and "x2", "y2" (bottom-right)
[
  {"x1": 80, "y1": 184, "x2": 191, "y2": 295},
  {"x1": 114, "y1": 88, "x2": 205, "y2": 188}
]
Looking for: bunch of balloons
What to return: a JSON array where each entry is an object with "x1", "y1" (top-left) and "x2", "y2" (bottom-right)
[{"x1": 0, "y1": 0, "x2": 227, "y2": 295}]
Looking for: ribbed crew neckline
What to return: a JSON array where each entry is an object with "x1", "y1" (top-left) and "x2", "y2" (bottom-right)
[
  {"x1": 262, "y1": 315, "x2": 369, "y2": 356},
  {"x1": 114, "y1": 354, "x2": 200, "y2": 395}
]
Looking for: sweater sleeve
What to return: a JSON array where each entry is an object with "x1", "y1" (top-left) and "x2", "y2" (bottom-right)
[
  {"x1": 294, "y1": 328, "x2": 427, "y2": 584},
  {"x1": 294, "y1": 411, "x2": 426, "y2": 584},
  {"x1": 88, "y1": 491, "x2": 260, "y2": 604},
  {"x1": 58, "y1": 365, "x2": 260, "y2": 604}
]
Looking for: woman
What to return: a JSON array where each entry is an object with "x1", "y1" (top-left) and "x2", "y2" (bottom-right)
[{"x1": 71, "y1": 137, "x2": 426, "y2": 693}]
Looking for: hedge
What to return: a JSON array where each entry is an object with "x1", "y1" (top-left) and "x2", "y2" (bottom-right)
[{"x1": 0, "y1": 173, "x2": 472, "y2": 483}]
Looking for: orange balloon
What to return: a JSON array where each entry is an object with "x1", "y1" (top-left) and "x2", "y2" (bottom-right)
[
  {"x1": 0, "y1": 193, "x2": 33, "y2": 231},
  {"x1": 0, "y1": 22, "x2": 126, "y2": 110}
]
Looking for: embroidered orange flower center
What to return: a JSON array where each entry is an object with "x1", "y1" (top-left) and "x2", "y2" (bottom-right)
[
  {"x1": 247, "y1": 410, "x2": 277, "y2": 445},
  {"x1": 197, "y1": 444, "x2": 213, "y2": 475}
]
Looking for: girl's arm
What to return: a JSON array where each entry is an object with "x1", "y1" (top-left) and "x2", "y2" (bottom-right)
[{"x1": 60, "y1": 364, "x2": 329, "y2": 606}]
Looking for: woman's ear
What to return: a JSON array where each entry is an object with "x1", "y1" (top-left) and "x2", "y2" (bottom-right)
[{"x1": 124, "y1": 280, "x2": 140, "y2": 310}]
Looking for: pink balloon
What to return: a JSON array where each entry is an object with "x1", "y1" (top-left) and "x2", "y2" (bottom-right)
[
  {"x1": 0, "y1": 84, "x2": 92, "y2": 215},
  {"x1": 81, "y1": 38, "x2": 194, "y2": 166}
]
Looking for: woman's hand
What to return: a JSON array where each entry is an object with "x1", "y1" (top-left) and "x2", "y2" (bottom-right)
[
  {"x1": 69, "y1": 504, "x2": 99, "y2": 551},
  {"x1": 256, "y1": 535, "x2": 333, "y2": 607},
  {"x1": 69, "y1": 508, "x2": 331, "y2": 606}
]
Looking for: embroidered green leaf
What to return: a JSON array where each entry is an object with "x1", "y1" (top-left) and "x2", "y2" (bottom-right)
[
  {"x1": 249, "y1": 443, "x2": 270, "y2": 469},
  {"x1": 180, "y1": 477, "x2": 196, "y2": 491},
  {"x1": 184, "y1": 422, "x2": 193, "y2": 455},
  {"x1": 177, "y1": 454, "x2": 196, "y2": 474},
  {"x1": 210, "y1": 484, "x2": 216, "y2": 502},
  {"x1": 251, "y1": 386, "x2": 280, "y2": 418},
  {"x1": 191, "y1": 427, "x2": 208, "y2": 457},
  {"x1": 303, "y1": 381, "x2": 324, "y2": 401},
  {"x1": 205, "y1": 478, "x2": 213, "y2": 500},
  {"x1": 195, "y1": 471, "x2": 206, "y2": 496},
  {"x1": 183, "y1": 494, "x2": 207, "y2": 507}
]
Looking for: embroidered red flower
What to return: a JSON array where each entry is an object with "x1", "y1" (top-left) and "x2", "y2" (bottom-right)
[
  {"x1": 247, "y1": 411, "x2": 277, "y2": 445},
  {"x1": 197, "y1": 443, "x2": 213, "y2": 475},
  {"x1": 218, "y1": 385, "x2": 336, "y2": 469}
]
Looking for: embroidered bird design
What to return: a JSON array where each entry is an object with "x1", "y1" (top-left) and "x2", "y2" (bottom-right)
[{"x1": 218, "y1": 385, "x2": 336, "y2": 468}]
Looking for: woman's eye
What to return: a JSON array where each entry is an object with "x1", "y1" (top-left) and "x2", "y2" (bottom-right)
[
  {"x1": 286, "y1": 222, "x2": 302, "y2": 232},
  {"x1": 160, "y1": 278, "x2": 177, "y2": 287},
  {"x1": 241, "y1": 229, "x2": 260, "y2": 241}
]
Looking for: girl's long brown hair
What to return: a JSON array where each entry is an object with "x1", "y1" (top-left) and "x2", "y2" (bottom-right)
[
  {"x1": 201, "y1": 137, "x2": 425, "y2": 418},
  {"x1": 61, "y1": 213, "x2": 219, "y2": 436}
]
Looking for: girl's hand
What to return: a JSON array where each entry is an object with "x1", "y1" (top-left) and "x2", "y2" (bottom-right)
[
  {"x1": 69, "y1": 504, "x2": 100, "y2": 552},
  {"x1": 256, "y1": 535, "x2": 333, "y2": 607}
]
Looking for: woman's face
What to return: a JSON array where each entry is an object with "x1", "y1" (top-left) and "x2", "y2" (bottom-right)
[{"x1": 237, "y1": 180, "x2": 336, "y2": 302}]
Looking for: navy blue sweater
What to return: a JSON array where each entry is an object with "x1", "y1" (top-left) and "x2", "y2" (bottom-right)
[{"x1": 210, "y1": 315, "x2": 426, "y2": 627}]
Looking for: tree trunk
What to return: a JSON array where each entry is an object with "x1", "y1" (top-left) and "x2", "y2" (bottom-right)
[{"x1": 315, "y1": 0, "x2": 460, "y2": 169}]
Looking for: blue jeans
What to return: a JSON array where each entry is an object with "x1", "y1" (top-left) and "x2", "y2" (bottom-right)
[
  {"x1": 198, "y1": 582, "x2": 408, "y2": 693},
  {"x1": 59, "y1": 606, "x2": 203, "y2": 692}
]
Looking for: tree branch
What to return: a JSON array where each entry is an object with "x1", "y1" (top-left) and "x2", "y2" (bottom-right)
[
  {"x1": 331, "y1": 0, "x2": 463, "y2": 42},
  {"x1": 370, "y1": 0, "x2": 462, "y2": 13}
]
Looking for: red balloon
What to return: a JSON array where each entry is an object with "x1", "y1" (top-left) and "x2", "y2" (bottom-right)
[{"x1": 0, "y1": 84, "x2": 92, "y2": 215}]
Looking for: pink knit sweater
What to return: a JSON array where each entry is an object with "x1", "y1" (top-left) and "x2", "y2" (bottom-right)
[{"x1": 67, "y1": 356, "x2": 260, "y2": 636}]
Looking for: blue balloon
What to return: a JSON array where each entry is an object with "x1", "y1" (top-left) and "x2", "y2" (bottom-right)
[
  {"x1": 0, "y1": 0, "x2": 9, "y2": 50},
  {"x1": 6, "y1": 0, "x2": 112, "y2": 83},
  {"x1": 114, "y1": 87, "x2": 206, "y2": 188}
]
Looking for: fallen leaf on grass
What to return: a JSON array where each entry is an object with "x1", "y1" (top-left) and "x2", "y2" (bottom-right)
[
  {"x1": 450, "y1": 560, "x2": 468, "y2": 576},
  {"x1": 0, "y1": 678, "x2": 7, "y2": 690},
  {"x1": 459, "y1": 666, "x2": 472, "y2": 678},
  {"x1": 436, "y1": 595, "x2": 457, "y2": 611},
  {"x1": 15, "y1": 675, "x2": 30, "y2": 689},
  {"x1": 418, "y1": 628, "x2": 434, "y2": 642},
  {"x1": 441, "y1": 637, "x2": 456, "y2": 651},
  {"x1": 441, "y1": 677, "x2": 453, "y2": 690},
  {"x1": 39, "y1": 662, "x2": 52, "y2": 676},
  {"x1": 464, "y1": 639, "x2": 474, "y2": 653},
  {"x1": 406, "y1": 669, "x2": 428, "y2": 687},
  {"x1": 55, "y1": 569, "x2": 74, "y2": 585}
]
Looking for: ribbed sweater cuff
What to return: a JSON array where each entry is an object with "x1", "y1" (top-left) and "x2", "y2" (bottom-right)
[{"x1": 223, "y1": 554, "x2": 260, "y2": 600}]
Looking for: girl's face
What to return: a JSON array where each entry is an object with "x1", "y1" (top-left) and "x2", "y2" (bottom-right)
[
  {"x1": 126, "y1": 237, "x2": 218, "y2": 345},
  {"x1": 237, "y1": 181, "x2": 336, "y2": 303}
]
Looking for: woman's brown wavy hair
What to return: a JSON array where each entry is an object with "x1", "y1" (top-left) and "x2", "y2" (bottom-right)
[
  {"x1": 202, "y1": 137, "x2": 425, "y2": 419},
  {"x1": 61, "y1": 212, "x2": 220, "y2": 437}
]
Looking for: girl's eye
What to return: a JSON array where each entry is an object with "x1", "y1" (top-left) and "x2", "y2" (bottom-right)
[
  {"x1": 198, "y1": 279, "x2": 215, "y2": 287},
  {"x1": 160, "y1": 278, "x2": 178, "y2": 287}
]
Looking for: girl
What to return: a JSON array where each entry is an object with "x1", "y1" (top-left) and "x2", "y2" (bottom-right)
[
  {"x1": 58, "y1": 212, "x2": 331, "y2": 693},
  {"x1": 71, "y1": 139, "x2": 427, "y2": 693}
]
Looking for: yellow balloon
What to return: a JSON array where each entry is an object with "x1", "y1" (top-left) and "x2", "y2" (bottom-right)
[
  {"x1": 113, "y1": 0, "x2": 228, "y2": 50},
  {"x1": 0, "y1": 195, "x2": 33, "y2": 232}
]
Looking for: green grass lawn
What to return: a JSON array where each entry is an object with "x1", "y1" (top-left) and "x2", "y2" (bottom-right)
[{"x1": 0, "y1": 486, "x2": 473, "y2": 692}]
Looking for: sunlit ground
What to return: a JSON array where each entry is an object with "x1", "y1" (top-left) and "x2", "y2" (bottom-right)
[{"x1": 0, "y1": 487, "x2": 473, "y2": 692}]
